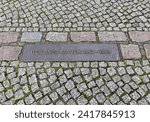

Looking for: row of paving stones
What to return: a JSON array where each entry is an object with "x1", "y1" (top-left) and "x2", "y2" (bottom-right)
[
  {"x1": 0, "y1": 60, "x2": 150, "y2": 105},
  {"x1": 0, "y1": 0, "x2": 149, "y2": 31},
  {"x1": 0, "y1": 31, "x2": 150, "y2": 60}
]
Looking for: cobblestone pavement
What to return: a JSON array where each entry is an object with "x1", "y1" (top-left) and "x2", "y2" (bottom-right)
[
  {"x1": 0, "y1": 60, "x2": 150, "y2": 105},
  {"x1": 0, "y1": 0, "x2": 150, "y2": 105},
  {"x1": 0, "y1": 0, "x2": 149, "y2": 31}
]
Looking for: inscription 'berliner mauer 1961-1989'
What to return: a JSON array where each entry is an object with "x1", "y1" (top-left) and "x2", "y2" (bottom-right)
[
  {"x1": 22, "y1": 43, "x2": 120, "y2": 61},
  {"x1": 32, "y1": 49, "x2": 111, "y2": 55}
]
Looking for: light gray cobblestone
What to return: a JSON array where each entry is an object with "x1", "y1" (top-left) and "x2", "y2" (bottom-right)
[{"x1": 0, "y1": 60, "x2": 150, "y2": 105}]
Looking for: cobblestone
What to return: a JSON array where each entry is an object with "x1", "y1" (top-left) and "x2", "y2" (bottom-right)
[
  {"x1": 0, "y1": 0, "x2": 149, "y2": 31},
  {"x1": 0, "y1": 0, "x2": 150, "y2": 105},
  {"x1": 21, "y1": 32, "x2": 42, "y2": 42},
  {"x1": 120, "y1": 44, "x2": 142, "y2": 59},
  {"x1": 98, "y1": 32, "x2": 127, "y2": 42},
  {"x1": 0, "y1": 60, "x2": 149, "y2": 104}
]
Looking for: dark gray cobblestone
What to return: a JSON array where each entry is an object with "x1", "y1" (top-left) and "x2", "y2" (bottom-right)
[
  {"x1": 0, "y1": 0, "x2": 149, "y2": 31},
  {"x1": 0, "y1": 60, "x2": 150, "y2": 105}
]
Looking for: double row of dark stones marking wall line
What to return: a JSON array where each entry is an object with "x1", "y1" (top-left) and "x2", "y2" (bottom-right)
[{"x1": 0, "y1": 31, "x2": 150, "y2": 61}]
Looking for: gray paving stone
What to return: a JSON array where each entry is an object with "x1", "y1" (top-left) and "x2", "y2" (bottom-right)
[
  {"x1": 107, "y1": 67, "x2": 116, "y2": 76},
  {"x1": 96, "y1": 93, "x2": 106, "y2": 104},
  {"x1": 46, "y1": 32, "x2": 68, "y2": 42},
  {"x1": 100, "y1": 86, "x2": 111, "y2": 96},
  {"x1": 25, "y1": 95, "x2": 35, "y2": 105},
  {"x1": 84, "y1": 89, "x2": 92, "y2": 97},
  {"x1": 104, "y1": 100, "x2": 112, "y2": 105},
  {"x1": 18, "y1": 68, "x2": 26, "y2": 76},
  {"x1": 77, "y1": 83, "x2": 88, "y2": 92},
  {"x1": 88, "y1": 81, "x2": 96, "y2": 88},
  {"x1": 0, "y1": 83, "x2": 4, "y2": 92},
  {"x1": 56, "y1": 68, "x2": 64, "y2": 76},
  {"x1": 50, "y1": 82, "x2": 60, "y2": 90},
  {"x1": 129, "y1": 82, "x2": 138, "y2": 90},
  {"x1": 56, "y1": 86, "x2": 67, "y2": 96},
  {"x1": 70, "y1": 88, "x2": 80, "y2": 99},
  {"x1": 22, "y1": 85, "x2": 30, "y2": 94},
  {"x1": 49, "y1": 92, "x2": 58, "y2": 102},
  {"x1": 27, "y1": 67, "x2": 36, "y2": 75},
  {"x1": 110, "y1": 94, "x2": 120, "y2": 104},
  {"x1": 123, "y1": 84, "x2": 133, "y2": 94},
  {"x1": 107, "y1": 81, "x2": 118, "y2": 92},
  {"x1": 0, "y1": 92, "x2": 6, "y2": 103},
  {"x1": 77, "y1": 95, "x2": 88, "y2": 105},
  {"x1": 21, "y1": 32, "x2": 42, "y2": 42},
  {"x1": 40, "y1": 96, "x2": 51, "y2": 105},
  {"x1": 59, "y1": 75, "x2": 67, "y2": 84},
  {"x1": 146, "y1": 94, "x2": 150, "y2": 103},
  {"x1": 71, "y1": 32, "x2": 96, "y2": 42},
  {"x1": 0, "y1": 32, "x2": 19, "y2": 44},
  {"x1": 91, "y1": 69, "x2": 99, "y2": 78},
  {"x1": 0, "y1": 46, "x2": 22, "y2": 60},
  {"x1": 98, "y1": 32, "x2": 127, "y2": 41},
  {"x1": 132, "y1": 75, "x2": 142, "y2": 84},
  {"x1": 47, "y1": 68, "x2": 56, "y2": 76},
  {"x1": 48, "y1": 75, "x2": 57, "y2": 84},
  {"x1": 39, "y1": 73, "x2": 48, "y2": 80},
  {"x1": 64, "y1": 69, "x2": 73, "y2": 78},
  {"x1": 116, "y1": 88, "x2": 124, "y2": 96},
  {"x1": 67, "y1": 99, "x2": 76, "y2": 105},
  {"x1": 13, "y1": 84, "x2": 21, "y2": 92},
  {"x1": 120, "y1": 44, "x2": 141, "y2": 59},
  {"x1": 144, "y1": 44, "x2": 150, "y2": 59},
  {"x1": 135, "y1": 67, "x2": 144, "y2": 75},
  {"x1": 138, "y1": 98, "x2": 149, "y2": 105},
  {"x1": 29, "y1": 74, "x2": 37, "y2": 85},
  {"x1": 15, "y1": 89, "x2": 24, "y2": 100},
  {"x1": 42, "y1": 87, "x2": 51, "y2": 95},
  {"x1": 122, "y1": 94, "x2": 131, "y2": 104},
  {"x1": 112, "y1": 75, "x2": 121, "y2": 83},
  {"x1": 122, "y1": 74, "x2": 131, "y2": 83},
  {"x1": 143, "y1": 66, "x2": 150, "y2": 74},
  {"x1": 81, "y1": 68, "x2": 90, "y2": 75},
  {"x1": 3, "y1": 100, "x2": 14, "y2": 105},
  {"x1": 130, "y1": 91, "x2": 141, "y2": 101},
  {"x1": 56, "y1": 100, "x2": 65, "y2": 105},
  {"x1": 99, "y1": 62, "x2": 107, "y2": 67},
  {"x1": 40, "y1": 79, "x2": 49, "y2": 88},
  {"x1": 5, "y1": 89, "x2": 14, "y2": 99},
  {"x1": 62, "y1": 94, "x2": 71, "y2": 102},
  {"x1": 129, "y1": 31, "x2": 150, "y2": 42},
  {"x1": 65, "y1": 80, "x2": 75, "y2": 91},
  {"x1": 3, "y1": 80, "x2": 10, "y2": 88},
  {"x1": 34, "y1": 91, "x2": 43, "y2": 100},
  {"x1": 130, "y1": 100, "x2": 138, "y2": 105},
  {"x1": 20, "y1": 76, "x2": 28, "y2": 85},
  {"x1": 126, "y1": 66, "x2": 135, "y2": 75},
  {"x1": 89, "y1": 98, "x2": 98, "y2": 105},
  {"x1": 117, "y1": 67, "x2": 126, "y2": 75},
  {"x1": 99, "y1": 68, "x2": 106, "y2": 75},
  {"x1": 73, "y1": 76, "x2": 83, "y2": 84},
  {"x1": 84, "y1": 75, "x2": 93, "y2": 82}
]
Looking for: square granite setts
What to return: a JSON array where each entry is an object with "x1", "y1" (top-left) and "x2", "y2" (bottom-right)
[
  {"x1": 22, "y1": 43, "x2": 120, "y2": 61},
  {"x1": 21, "y1": 32, "x2": 42, "y2": 42}
]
